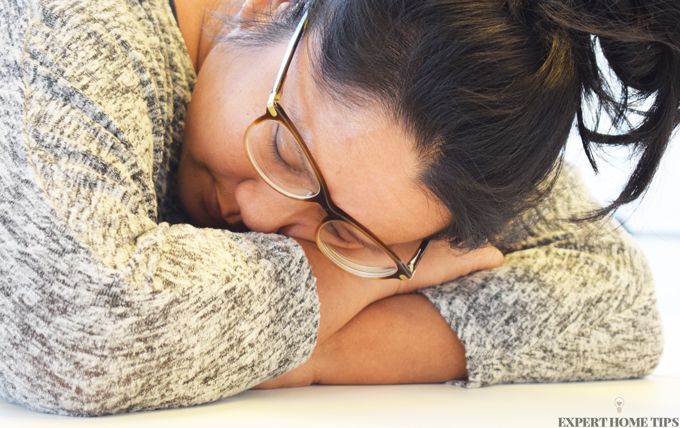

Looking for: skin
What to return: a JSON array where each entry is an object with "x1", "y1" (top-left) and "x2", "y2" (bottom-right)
[{"x1": 173, "y1": 0, "x2": 503, "y2": 387}]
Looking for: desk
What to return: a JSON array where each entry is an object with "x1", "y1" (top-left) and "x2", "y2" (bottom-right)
[{"x1": 0, "y1": 376, "x2": 678, "y2": 428}]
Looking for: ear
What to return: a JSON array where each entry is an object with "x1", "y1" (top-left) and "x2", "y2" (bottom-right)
[{"x1": 236, "y1": 0, "x2": 291, "y2": 28}]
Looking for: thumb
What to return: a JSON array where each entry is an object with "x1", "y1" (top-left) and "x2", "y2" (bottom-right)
[{"x1": 453, "y1": 245, "x2": 504, "y2": 277}]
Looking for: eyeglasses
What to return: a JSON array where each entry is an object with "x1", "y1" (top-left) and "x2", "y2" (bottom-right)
[{"x1": 243, "y1": 7, "x2": 430, "y2": 280}]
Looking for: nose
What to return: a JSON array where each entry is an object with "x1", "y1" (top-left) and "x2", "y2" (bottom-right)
[{"x1": 234, "y1": 178, "x2": 324, "y2": 240}]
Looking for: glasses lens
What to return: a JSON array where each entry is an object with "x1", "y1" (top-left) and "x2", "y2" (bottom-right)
[
  {"x1": 245, "y1": 119, "x2": 321, "y2": 199},
  {"x1": 317, "y1": 220, "x2": 399, "y2": 278}
]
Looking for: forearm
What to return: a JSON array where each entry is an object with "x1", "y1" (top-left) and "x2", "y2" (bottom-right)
[
  {"x1": 254, "y1": 242, "x2": 501, "y2": 389},
  {"x1": 313, "y1": 293, "x2": 467, "y2": 384},
  {"x1": 255, "y1": 293, "x2": 467, "y2": 388},
  {"x1": 297, "y1": 240, "x2": 399, "y2": 344},
  {"x1": 300, "y1": 239, "x2": 503, "y2": 345}
]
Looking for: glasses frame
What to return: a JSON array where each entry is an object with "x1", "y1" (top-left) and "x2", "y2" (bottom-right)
[{"x1": 244, "y1": 7, "x2": 429, "y2": 280}]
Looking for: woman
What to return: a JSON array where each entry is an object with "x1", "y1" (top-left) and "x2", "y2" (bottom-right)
[
  {"x1": 177, "y1": 0, "x2": 676, "y2": 388},
  {"x1": 0, "y1": 0, "x2": 675, "y2": 416}
]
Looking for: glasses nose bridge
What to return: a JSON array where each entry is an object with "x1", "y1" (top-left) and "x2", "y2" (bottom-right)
[
  {"x1": 278, "y1": 192, "x2": 330, "y2": 230},
  {"x1": 305, "y1": 190, "x2": 348, "y2": 225}
]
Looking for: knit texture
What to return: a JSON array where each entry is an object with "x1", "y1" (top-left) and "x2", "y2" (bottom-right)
[
  {"x1": 0, "y1": 0, "x2": 663, "y2": 417},
  {"x1": 1, "y1": 0, "x2": 319, "y2": 416},
  {"x1": 418, "y1": 165, "x2": 663, "y2": 388}
]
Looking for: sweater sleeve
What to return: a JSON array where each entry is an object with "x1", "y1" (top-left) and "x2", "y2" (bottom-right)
[
  {"x1": 416, "y1": 165, "x2": 663, "y2": 387},
  {"x1": 0, "y1": 0, "x2": 319, "y2": 416}
]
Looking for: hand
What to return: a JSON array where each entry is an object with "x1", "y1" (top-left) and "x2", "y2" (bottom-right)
[{"x1": 395, "y1": 241, "x2": 503, "y2": 295}]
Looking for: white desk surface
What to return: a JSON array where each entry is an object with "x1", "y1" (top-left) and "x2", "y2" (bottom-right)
[{"x1": 0, "y1": 376, "x2": 678, "y2": 428}]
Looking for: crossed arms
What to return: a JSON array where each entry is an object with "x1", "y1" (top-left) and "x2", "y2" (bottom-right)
[
  {"x1": 255, "y1": 293, "x2": 468, "y2": 388},
  {"x1": 254, "y1": 239, "x2": 500, "y2": 388}
]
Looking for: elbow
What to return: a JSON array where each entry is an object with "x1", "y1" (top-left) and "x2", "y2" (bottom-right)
[
  {"x1": 546, "y1": 235, "x2": 664, "y2": 383},
  {"x1": 0, "y1": 297, "x2": 130, "y2": 416},
  {"x1": 0, "y1": 349, "x2": 125, "y2": 417},
  {"x1": 620, "y1": 239, "x2": 664, "y2": 378},
  {"x1": 620, "y1": 284, "x2": 664, "y2": 379},
  {"x1": 598, "y1": 302, "x2": 663, "y2": 381},
  {"x1": 0, "y1": 340, "x2": 129, "y2": 417},
  {"x1": 592, "y1": 238, "x2": 664, "y2": 380},
  {"x1": 17, "y1": 382, "x2": 118, "y2": 417}
]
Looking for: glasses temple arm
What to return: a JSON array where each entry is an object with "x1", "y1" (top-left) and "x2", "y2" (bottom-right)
[
  {"x1": 267, "y1": 9, "x2": 309, "y2": 117},
  {"x1": 406, "y1": 238, "x2": 431, "y2": 274}
]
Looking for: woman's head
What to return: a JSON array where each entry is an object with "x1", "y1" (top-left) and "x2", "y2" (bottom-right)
[
  {"x1": 178, "y1": 0, "x2": 680, "y2": 250},
  {"x1": 177, "y1": 0, "x2": 450, "y2": 265}
]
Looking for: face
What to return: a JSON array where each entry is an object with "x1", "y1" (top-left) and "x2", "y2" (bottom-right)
[{"x1": 177, "y1": 26, "x2": 450, "y2": 258}]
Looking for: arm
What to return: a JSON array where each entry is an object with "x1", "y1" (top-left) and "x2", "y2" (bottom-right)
[
  {"x1": 303, "y1": 239, "x2": 503, "y2": 345},
  {"x1": 1, "y1": 0, "x2": 500, "y2": 414},
  {"x1": 255, "y1": 293, "x2": 467, "y2": 388},
  {"x1": 0, "y1": 0, "x2": 396, "y2": 415},
  {"x1": 313, "y1": 293, "x2": 467, "y2": 385},
  {"x1": 296, "y1": 239, "x2": 398, "y2": 345},
  {"x1": 257, "y1": 197, "x2": 664, "y2": 389},
  {"x1": 255, "y1": 239, "x2": 504, "y2": 389}
]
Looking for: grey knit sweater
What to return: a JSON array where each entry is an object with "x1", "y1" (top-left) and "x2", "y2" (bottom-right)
[{"x1": 0, "y1": 0, "x2": 663, "y2": 417}]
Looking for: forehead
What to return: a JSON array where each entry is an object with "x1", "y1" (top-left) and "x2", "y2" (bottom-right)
[{"x1": 280, "y1": 39, "x2": 449, "y2": 240}]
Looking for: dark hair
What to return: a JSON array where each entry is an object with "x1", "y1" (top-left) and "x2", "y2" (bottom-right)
[{"x1": 217, "y1": 0, "x2": 680, "y2": 248}]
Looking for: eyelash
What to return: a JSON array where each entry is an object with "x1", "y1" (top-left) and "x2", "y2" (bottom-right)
[
  {"x1": 326, "y1": 222, "x2": 354, "y2": 245},
  {"x1": 270, "y1": 125, "x2": 313, "y2": 177},
  {"x1": 325, "y1": 222, "x2": 384, "y2": 254},
  {"x1": 270, "y1": 125, "x2": 289, "y2": 167}
]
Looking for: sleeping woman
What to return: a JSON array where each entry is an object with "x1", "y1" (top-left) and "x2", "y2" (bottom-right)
[{"x1": 0, "y1": 0, "x2": 678, "y2": 416}]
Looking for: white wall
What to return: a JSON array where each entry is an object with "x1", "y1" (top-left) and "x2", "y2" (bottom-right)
[{"x1": 564, "y1": 125, "x2": 680, "y2": 236}]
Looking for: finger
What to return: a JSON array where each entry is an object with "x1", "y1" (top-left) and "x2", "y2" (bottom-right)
[
  {"x1": 456, "y1": 246, "x2": 504, "y2": 274},
  {"x1": 405, "y1": 244, "x2": 503, "y2": 291}
]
